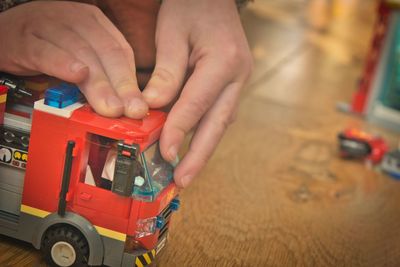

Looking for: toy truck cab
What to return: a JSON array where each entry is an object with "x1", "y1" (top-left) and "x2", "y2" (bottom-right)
[{"x1": 0, "y1": 82, "x2": 179, "y2": 267}]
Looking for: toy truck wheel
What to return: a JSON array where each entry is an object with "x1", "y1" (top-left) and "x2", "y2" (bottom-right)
[{"x1": 41, "y1": 226, "x2": 89, "y2": 267}]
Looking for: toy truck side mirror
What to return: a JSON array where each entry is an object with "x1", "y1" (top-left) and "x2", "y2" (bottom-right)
[{"x1": 111, "y1": 142, "x2": 142, "y2": 196}]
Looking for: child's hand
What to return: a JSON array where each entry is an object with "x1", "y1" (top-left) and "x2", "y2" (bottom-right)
[{"x1": 0, "y1": 1, "x2": 147, "y2": 118}]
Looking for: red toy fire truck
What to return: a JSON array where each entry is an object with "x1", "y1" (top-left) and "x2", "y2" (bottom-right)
[
  {"x1": 0, "y1": 75, "x2": 180, "y2": 267},
  {"x1": 338, "y1": 128, "x2": 389, "y2": 164}
]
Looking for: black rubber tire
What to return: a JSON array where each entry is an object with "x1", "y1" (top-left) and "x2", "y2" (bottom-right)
[{"x1": 41, "y1": 226, "x2": 89, "y2": 267}]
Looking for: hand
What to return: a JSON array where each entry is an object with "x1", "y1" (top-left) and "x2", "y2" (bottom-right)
[
  {"x1": 97, "y1": 0, "x2": 159, "y2": 88},
  {"x1": 0, "y1": 1, "x2": 148, "y2": 118},
  {"x1": 142, "y1": 0, "x2": 253, "y2": 187}
]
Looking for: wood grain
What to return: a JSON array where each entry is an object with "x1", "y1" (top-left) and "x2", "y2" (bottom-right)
[{"x1": 3, "y1": 0, "x2": 400, "y2": 266}]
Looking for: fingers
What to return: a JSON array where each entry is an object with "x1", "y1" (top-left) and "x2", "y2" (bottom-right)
[
  {"x1": 73, "y1": 13, "x2": 148, "y2": 118},
  {"x1": 173, "y1": 82, "x2": 241, "y2": 188},
  {"x1": 142, "y1": 18, "x2": 189, "y2": 108},
  {"x1": 159, "y1": 60, "x2": 232, "y2": 163},
  {"x1": 0, "y1": 1, "x2": 147, "y2": 118},
  {"x1": 19, "y1": 35, "x2": 88, "y2": 83},
  {"x1": 92, "y1": 10, "x2": 136, "y2": 71},
  {"x1": 38, "y1": 25, "x2": 124, "y2": 117},
  {"x1": 34, "y1": 9, "x2": 147, "y2": 118}
]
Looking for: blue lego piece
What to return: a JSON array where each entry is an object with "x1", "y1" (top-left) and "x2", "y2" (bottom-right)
[
  {"x1": 155, "y1": 216, "x2": 165, "y2": 229},
  {"x1": 44, "y1": 83, "x2": 81, "y2": 108},
  {"x1": 170, "y1": 198, "x2": 180, "y2": 211},
  {"x1": 386, "y1": 171, "x2": 400, "y2": 180},
  {"x1": 381, "y1": 150, "x2": 400, "y2": 180}
]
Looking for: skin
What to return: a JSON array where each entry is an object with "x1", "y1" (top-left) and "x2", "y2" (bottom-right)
[
  {"x1": 0, "y1": 0, "x2": 252, "y2": 188},
  {"x1": 144, "y1": 0, "x2": 253, "y2": 187},
  {"x1": 98, "y1": 0, "x2": 159, "y2": 88},
  {"x1": 0, "y1": 1, "x2": 148, "y2": 118}
]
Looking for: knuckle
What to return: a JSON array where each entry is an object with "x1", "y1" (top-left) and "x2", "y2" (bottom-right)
[
  {"x1": 220, "y1": 44, "x2": 241, "y2": 66},
  {"x1": 121, "y1": 43, "x2": 134, "y2": 57},
  {"x1": 213, "y1": 109, "x2": 236, "y2": 131},
  {"x1": 196, "y1": 154, "x2": 209, "y2": 167},
  {"x1": 166, "y1": 122, "x2": 187, "y2": 137},
  {"x1": 218, "y1": 115, "x2": 234, "y2": 131},
  {"x1": 100, "y1": 41, "x2": 124, "y2": 55},
  {"x1": 76, "y1": 45, "x2": 93, "y2": 57},
  {"x1": 230, "y1": 49, "x2": 253, "y2": 82},
  {"x1": 20, "y1": 21, "x2": 32, "y2": 36},
  {"x1": 189, "y1": 148, "x2": 209, "y2": 167},
  {"x1": 92, "y1": 79, "x2": 111, "y2": 90},
  {"x1": 225, "y1": 43, "x2": 241, "y2": 58},
  {"x1": 82, "y1": 79, "x2": 111, "y2": 96},
  {"x1": 152, "y1": 67, "x2": 179, "y2": 88},
  {"x1": 114, "y1": 77, "x2": 135, "y2": 92},
  {"x1": 219, "y1": 44, "x2": 253, "y2": 75},
  {"x1": 188, "y1": 97, "x2": 213, "y2": 116}
]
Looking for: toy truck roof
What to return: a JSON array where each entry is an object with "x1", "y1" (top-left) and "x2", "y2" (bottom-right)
[
  {"x1": 70, "y1": 105, "x2": 166, "y2": 140},
  {"x1": 32, "y1": 84, "x2": 166, "y2": 147}
]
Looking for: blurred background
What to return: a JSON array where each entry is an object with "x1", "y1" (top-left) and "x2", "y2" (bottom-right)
[{"x1": 164, "y1": 0, "x2": 400, "y2": 266}]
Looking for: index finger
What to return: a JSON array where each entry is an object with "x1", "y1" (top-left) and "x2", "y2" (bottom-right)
[
  {"x1": 159, "y1": 59, "x2": 233, "y2": 162},
  {"x1": 74, "y1": 15, "x2": 147, "y2": 118},
  {"x1": 172, "y1": 81, "x2": 241, "y2": 187}
]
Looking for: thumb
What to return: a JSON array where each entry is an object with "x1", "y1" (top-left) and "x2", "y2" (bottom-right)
[{"x1": 142, "y1": 20, "x2": 189, "y2": 109}]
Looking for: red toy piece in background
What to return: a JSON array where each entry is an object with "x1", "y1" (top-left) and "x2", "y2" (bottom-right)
[
  {"x1": 338, "y1": 128, "x2": 389, "y2": 164},
  {"x1": 351, "y1": 1, "x2": 391, "y2": 114}
]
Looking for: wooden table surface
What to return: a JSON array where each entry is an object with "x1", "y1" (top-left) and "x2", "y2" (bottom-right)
[{"x1": 2, "y1": 0, "x2": 400, "y2": 266}]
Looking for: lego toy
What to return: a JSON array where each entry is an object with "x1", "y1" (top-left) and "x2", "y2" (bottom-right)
[
  {"x1": 350, "y1": 0, "x2": 391, "y2": 114},
  {"x1": 338, "y1": 128, "x2": 389, "y2": 164},
  {"x1": 0, "y1": 76, "x2": 180, "y2": 267},
  {"x1": 381, "y1": 149, "x2": 400, "y2": 179},
  {"x1": 348, "y1": 0, "x2": 400, "y2": 132}
]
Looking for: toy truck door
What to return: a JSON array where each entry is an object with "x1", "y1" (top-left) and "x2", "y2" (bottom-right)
[{"x1": 72, "y1": 133, "x2": 132, "y2": 222}]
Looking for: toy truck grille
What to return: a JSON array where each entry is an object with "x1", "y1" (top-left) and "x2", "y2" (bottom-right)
[{"x1": 159, "y1": 204, "x2": 173, "y2": 240}]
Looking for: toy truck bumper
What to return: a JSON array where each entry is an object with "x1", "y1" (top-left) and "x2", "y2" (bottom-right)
[
  {"x1": 121, "y1": 251, "x2": 155, "y2": 267},
  {"x1": 122, "y1": 234, "x2": 168, "y2": 267}
]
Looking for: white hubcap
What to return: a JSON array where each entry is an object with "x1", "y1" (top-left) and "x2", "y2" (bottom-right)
[{"x1": 51, "y1": 241, "x2": 77, "y2": 267}]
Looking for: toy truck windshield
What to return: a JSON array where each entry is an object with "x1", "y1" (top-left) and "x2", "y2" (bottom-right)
[
  {"x1": 133, "y1": 142, "x2": 174, "y2": 201},
  {"x1": 103, "y1": 140, "x2": 174, "y2": 201}
]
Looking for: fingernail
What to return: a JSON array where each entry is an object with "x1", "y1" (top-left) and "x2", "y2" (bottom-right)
[
  {"x1": 128, "y1": 98, "x2": 148, "y2": 114},
  {"x1": 143, "y1": 89, "x2": 159, "y2": 101},
  {"x1": 70, "y1": 62, "x2": 87, "y2": 73},
  {"x1": 171, "y1": 155, "x2": 180, "y2": 168},
  {"x1": 106, "y1": 95, "x2": 123, "y2": 109},
  {"x1": 168, "y1": 145, "x2": 178, "y2": 162},
  {"x1": 180, "y1": 175, "x2": 194, "y2": 188}
]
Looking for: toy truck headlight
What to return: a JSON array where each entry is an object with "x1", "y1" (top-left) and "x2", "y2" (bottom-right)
[
  {"x1": 135, "y1": 217, "x2": 156, "y2": 238},
  {"x1": 135, "y1": 216, "x2": 165, "y2": 238}
]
